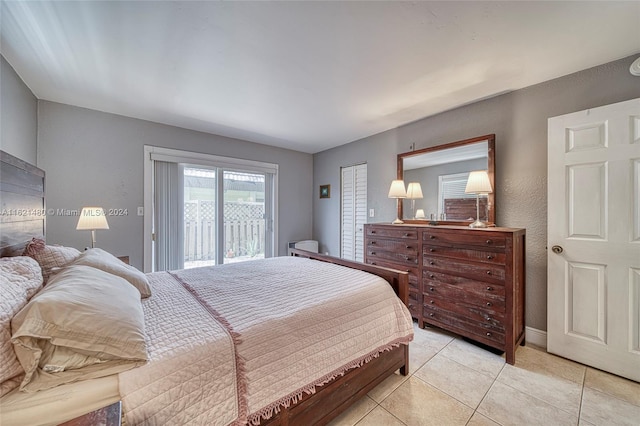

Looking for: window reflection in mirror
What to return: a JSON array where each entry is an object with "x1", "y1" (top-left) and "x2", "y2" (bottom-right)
[{"x1": 397, "y1": 135, "x2": 495, "y2": 225}]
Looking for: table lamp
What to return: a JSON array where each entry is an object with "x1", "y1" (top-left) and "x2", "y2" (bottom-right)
[
  {"x1": 388, "y1": 180, "x2": 407, "y2": 224},
  {"x1": 406, "y1": 182, "x2": 424, "y2": 219},
  {"x1": 76, "y1": 207, "x2": 109, "y2": 248},
  {"x1": 464, "y1": 171, "x2": 492, "y2": 228}
]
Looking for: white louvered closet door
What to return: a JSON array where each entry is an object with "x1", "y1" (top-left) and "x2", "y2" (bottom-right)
[{"x1": 341, "y1": 164, "x2": 367, "y2": 262}]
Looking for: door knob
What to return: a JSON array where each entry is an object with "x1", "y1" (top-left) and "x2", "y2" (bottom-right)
[{"x1": 551, "y1": 245, "x2": 564, "y2": 254}]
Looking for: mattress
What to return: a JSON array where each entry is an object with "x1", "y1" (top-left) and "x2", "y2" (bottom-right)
[{"x1": 0, "y1": 374, "x2": 119, "y2": 426}]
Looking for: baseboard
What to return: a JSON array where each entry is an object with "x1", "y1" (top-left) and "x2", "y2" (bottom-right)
[{"x1": 525, "y1": 326, "x2": 547, "y2": 349}]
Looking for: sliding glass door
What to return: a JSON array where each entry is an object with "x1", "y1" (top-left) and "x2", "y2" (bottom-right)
[
  {"x1": 183, "y1": 166, "x2": 218, "y2": 268},
  {"x1": 146, "y1": 146, "x2": 277, "y2": 272},
  {"x1": 221, "y1": 171, "x2": 268, "y2": 264},
  {"x1": 182, "y1": 168, "x2": 268, "y2": 268}
]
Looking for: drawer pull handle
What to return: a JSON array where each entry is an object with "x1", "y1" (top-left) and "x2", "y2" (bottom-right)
[
  {"x1": 430, "y1": 300, "x2": 434, "y2": 304},
  {"x1": 429, "y1": 287, "x2": 434, "y2": 291},
  {"x1": 405, "y1": 245, "x2": 411, "y2": 249},
  {"x1": 405, "y1": 269, "x2": 410, "y2": 273},
  {"x1": 486, "y1": 286, "x2": 493, "y2": 291},
  {"x1": 486, "y1": 302, "x2": 492, "y2": 307},
  {"x1": 371, "y1": 262, "x2": 376, "y2": 265},
  {"x1": 486, "y1": 239, "x2": 492, "y2": 245},
  {"x1": 403, "y1": 233, "x2": 410, "y2": 237},
  {"x1": 371, "y1": 241, "x2": 376, "y2": 245},
  {"x1": 429, "y1": 313, "x2": 434, "y2": 317},
  {"x1": 485, "y1": 316, "x2": 491, "y2": 321},
  {"x1": 487, "y1": 255, "x2": 493, "y2": 260},
  {"x1": 486, "y1": 271, "x2": 492, "y2": 275},
  {"x1": 371, "y1": 251, "x2": 376, "y2": 255},
  {"x1": 429, "y1": 248, "x2": 435, "y2": 252},
  {"x1": 430, "y1": 235, "x2": 436, "y2": 239},
  {"x1": 429, "y1": 274, "x2": 435, "y2": 279},
  {"x1": 486, "y1": 332, "x2": 492, "y2": 337},
  {"x1": 430, "y1": 261, "x2": 435, "y2": 265}
]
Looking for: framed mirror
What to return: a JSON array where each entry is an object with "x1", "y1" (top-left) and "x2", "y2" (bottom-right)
[{"x1": 397, "y1": 134, "x2": 495, "y2": 225}]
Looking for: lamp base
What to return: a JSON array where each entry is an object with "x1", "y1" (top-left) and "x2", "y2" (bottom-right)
[
  {"x1": 469, "y1": 220, "x2": 488, "y2": 228},
  {"x1": 392, "y1": 217, "x2": 404, "y2": 224}
]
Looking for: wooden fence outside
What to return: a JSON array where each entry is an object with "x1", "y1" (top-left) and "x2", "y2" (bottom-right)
[{"x1": 184, "y1": 201, "x2": 265, "y2": 262}]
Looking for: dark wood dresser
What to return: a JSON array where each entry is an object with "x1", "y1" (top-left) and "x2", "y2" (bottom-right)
[{"x1": 364, "y1": 223, "x2": 525, "y2": 364}]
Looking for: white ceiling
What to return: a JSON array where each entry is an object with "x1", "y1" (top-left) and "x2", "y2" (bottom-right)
[{"x1": 2, "y1": 1, "x2": 639, "y2": 154}]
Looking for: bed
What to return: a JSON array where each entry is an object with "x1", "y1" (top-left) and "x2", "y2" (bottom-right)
[{"x1": 0, "y1": 150, "x2": 413, "y2": 425}]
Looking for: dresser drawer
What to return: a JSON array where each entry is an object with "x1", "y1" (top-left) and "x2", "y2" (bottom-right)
[
  {"x1": 422, "y1": 245, "x2": 506, "y2": 265},
  {"x1": 423, "y1": 229, "x2": 506, "y2": 250},
  {"x1": 422, "y1": 306, "x2": 505, "y2": 346},
  {"x1": 366, "y1": 238, "x2": 419, "y2": 255},
  {"x1": 423, "y1": 256, "x2": 505, "y2": 283},
  {"x1": 423, "y1": 273, "x2": 505, "y2": 312},
  {"x1": 368, "y1": 249, "x2": 418, "y2": 266},
  {"x1": 364, "y1": 258, "x2": 420, "y2": 291},
  {"x1": 408, "y1": 291, "x2": 422, "y2": 319},
  {"x1": 366, "y1": 223, "x2": 525, "y2": 365},
  {"x1": 366, "y1": 227, "x2": 418, "y2": 240},
  {"x1": 422, "y1": 295, "x2": 505, "y2": 328}
]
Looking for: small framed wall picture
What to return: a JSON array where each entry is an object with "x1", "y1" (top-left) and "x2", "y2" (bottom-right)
[{"x1": 319, "y1": 184, "x2": 330, "y2": 199}]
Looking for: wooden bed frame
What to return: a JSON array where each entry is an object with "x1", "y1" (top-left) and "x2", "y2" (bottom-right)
[
  {"x1": 0, "y1": 151, "x2": 46, "y2": 257},
  {"x1": 0, "y1": 149, "x2": 411, "y2": 426},
  {"x1": 264, "y1": 249, "x2": 410, "y2": 425}
]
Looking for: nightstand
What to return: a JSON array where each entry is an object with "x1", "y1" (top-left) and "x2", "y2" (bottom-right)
[
  {"x1": 117, "y1": 256, "x2": 130, "y2": 265},
  {"x1": 59, "y1": 401, "x2": 121, "y2": 426}
]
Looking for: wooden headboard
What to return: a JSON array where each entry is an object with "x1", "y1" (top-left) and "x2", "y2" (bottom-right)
[{"x1": 0, "y1": 150, "x2": 45, "y2": 257}]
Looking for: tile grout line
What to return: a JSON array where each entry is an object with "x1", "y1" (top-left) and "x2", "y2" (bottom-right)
[
  {"x1": 352, "y1": 396, "x2": 407, "y2": 426},
  {"x1": 494, "y1": 377, "x2": 582, "y2": 419},
  {"x1": 576, "y1": 367, "x2": 586, "y2": 425},
  {"x1": 466, "y1": 362, "x2": 508, "y2": 426},
  {"x1": 580, "y1": 368, "x2": 640, "y2": 409},
  {"x1": 358, "y1": 334, "x2": 455, "y2": 426},
  {"x1": 351, "y1": 398, "x2": 379, "y2": 426},
  {"x1": 414, "y1": 333, "x2": 508, "y2": 425},
  {"x1": 413, "y1": 353, "x2": 502, "y2": 410}
]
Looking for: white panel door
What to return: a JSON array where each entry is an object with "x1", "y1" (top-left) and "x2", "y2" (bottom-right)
[
  {"x1": 341, "y1": 164, "x2": 367, "y2": 262},
  {"x1": 548, "y1": 98, "x2": 640, "y2": 381}
]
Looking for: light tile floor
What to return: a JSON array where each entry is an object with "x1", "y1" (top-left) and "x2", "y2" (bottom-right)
[{"x1": 328, "y1": 323, "x2": 640, "y2": 426}]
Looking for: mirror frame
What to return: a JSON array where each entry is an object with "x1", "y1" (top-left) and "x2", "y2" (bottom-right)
[{"x1": 397, "y1": 134, "x2": 496, "y2": 225}]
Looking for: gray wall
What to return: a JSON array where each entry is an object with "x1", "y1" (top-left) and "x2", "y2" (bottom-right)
[
  {"x1": 38, "y1": 101, "x2": 313, "y2": 270},
  {"x1": 0, "y1": 56, "x2": 37, "y2": 164},
  {"x1": 313, "y1": 54, "x2": 640, "y2": 331}
]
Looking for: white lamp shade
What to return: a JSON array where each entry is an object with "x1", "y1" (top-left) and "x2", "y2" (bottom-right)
[
  {"x1": 415, "y1": 209, "x2": 426, "y2": 219},
  {"x1": 388, "y1": 180, "x2": 407, "y2": 198},
  {"x1": 76, "y1": 207, "x2": 110, "y2": 230},
  {"x1": 406, "y1": 182, "x2": 423, "y2": 199},
  {"x1": 465, "y1": 171, "x2": 493, "y2": 194}
]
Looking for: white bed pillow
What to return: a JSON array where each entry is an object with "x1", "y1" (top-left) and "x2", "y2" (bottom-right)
[
  {"x1": 0, "y1": 256, "x2": 43, "y2": 397},
  {"x1": 11, "y1": 264, "x2": 147, "y2": 392},
  {"x1": 70, "y1": 248, "x2": 151, "y2": 298}
]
